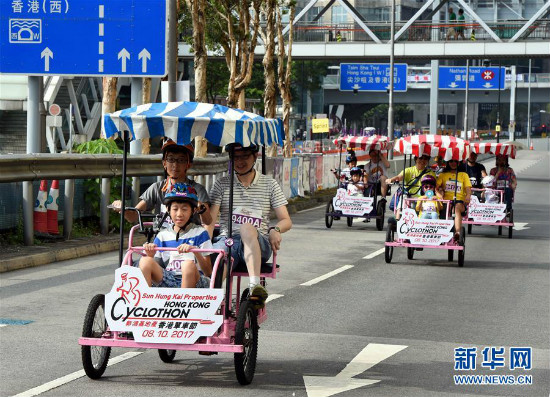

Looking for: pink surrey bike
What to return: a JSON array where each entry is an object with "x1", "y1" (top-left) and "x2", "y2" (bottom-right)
[
  {"x1": 384, "y1": 135, "x2": 470, "y2": 267},
  {"x1": 78, "y1": 101, "x2": 284, "y2": 385},
  {"x1": 463, "y1": 142, "x2": 516, "y2": 239}
]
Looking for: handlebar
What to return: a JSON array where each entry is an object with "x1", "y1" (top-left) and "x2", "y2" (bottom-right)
[{"x1": 109, "y1": 205, "x2": 169, "y2": 243}]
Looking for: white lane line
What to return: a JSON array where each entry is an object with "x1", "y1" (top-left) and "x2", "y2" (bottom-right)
[
  {"x1": 13, "y1": 351, "x2": 143, "y2": 397},
  {"x1": 363, "y1": 248, "x2": 385, "y2": 260},
  {"x1": 0, "y1": 324, "x2": 7, "y2": 328},
  {"x1": 266, "y1": 294, "x2": 284, "y2": 303},
  {"x1": 301, "y1": 265, "x2": 354, "y2": 286},
  {"x1": 298, "y1": 204, "x2": 326, "y2": 213}
]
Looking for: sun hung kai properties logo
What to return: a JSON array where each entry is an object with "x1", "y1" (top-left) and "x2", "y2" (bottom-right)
[{"x1": 453, "y1": 346, "x2": 533, "y2": 386}]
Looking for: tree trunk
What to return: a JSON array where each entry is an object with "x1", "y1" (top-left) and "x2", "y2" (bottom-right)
[
  {"x1": 101, "y1": 77, "x2": 117, "y2": 138},
  {"x1": 262, "y1": 0, "x2": 277, "y2": 119},
  {"x1": 277, "y1": 3, "x2": 295, "y2": 157},
  {"x1": 141, "y1": 77, "x2": 152, "y2": 154}
]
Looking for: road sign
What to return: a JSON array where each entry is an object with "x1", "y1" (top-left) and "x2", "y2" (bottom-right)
[
  {"x1": 340, "y1": 63, "x2": 408, "y2": 92},
  {"x1": 49, "y1": 104, "x2": 61, "y2": 116},
  {"x1": 1, "y1": 0, "x2": 167, "y2": 77},
  {"x1": 438, "y1": 66, "x2": 506, "y2": 90}
]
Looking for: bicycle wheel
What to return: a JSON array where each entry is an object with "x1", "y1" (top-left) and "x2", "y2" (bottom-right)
[
  {"x1": 448, "y1": 249, "x2": 454, "y2": 262},
  {"x1": 81, "y1": 294, "x2": 111, "y2": 379},
  {"x1": 458, "y1": 227, "x2": 465, "y2": 267},
  {"x1": 384, "y1": 228, "x2": 394, "y2": 263},
  {"x1": 407, "y1": 247, "x2": 415, "y2": 260},
  {"x1": 325, "y1": 201, "x2": 334, "y2": 229},
  {"x1": 234, "y1": 299, "x2": 258, "y2": 385},
  {"x1": 508, "y1": 210, "x2": 514, "y2": 239},
  {"x1": 158, "y1": 349, "x2": 176, "y2": 363},
  {"x1": 347, "y1": 216, "x2": 353, "y2": 227},
  {"x1": 376, "y1": 201, "x2": 385, "y2": 231},
  {"x1": 467, "y1": 223, "x2": 472, "y2": 234}
]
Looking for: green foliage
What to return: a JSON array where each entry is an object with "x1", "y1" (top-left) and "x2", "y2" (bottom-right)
[
  {"x1": 74, "y1": 138, "x2": 129, "y2": 232},
  {"x1": 363, "y1": 104, "x2": 412, "y2": 126}
]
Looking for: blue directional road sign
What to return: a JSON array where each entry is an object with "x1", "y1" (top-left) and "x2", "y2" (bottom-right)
[
  {"x1": 340, "y1": 63, "x2": 408, "y2": 92},
  {"x1": 0, "y1": 0, "x2": 167, "y2": 77},
  {"x1": 439, "y1": 66, "x2": 506, "y2": 90}
]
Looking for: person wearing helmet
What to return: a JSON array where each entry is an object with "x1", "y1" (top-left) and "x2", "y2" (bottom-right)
[
  {"x1": 436, "y1": 158, "x2": 472, "y2": 241},
  {"x1": 364, "y1": 148, "x2": 390, "y2": 198},
  {"x1": 331, "y1": 150, "x2": 357, "y2": 183},
  {"x1": 138, "y1": 183, "x2": 213, "y2": 289},
  {"x1": 111, "y1": 138, "x2": 212, "y2": 233},
  {"x1": 209, "y1": 143, "x2": 292, "y2": 309},
  {"x1": 346, "y1": 167, "x2": 365, "y2": 196},
  {"x1": 489, "y1": 154, "x2": 516, "y2": 211},
  {"x1": 415, "y1": 174, "x2": 442, "y2": 219}
]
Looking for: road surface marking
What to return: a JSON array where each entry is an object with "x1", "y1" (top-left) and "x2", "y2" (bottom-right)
[
  {"x1": 13, "y1": 351, "x2": 143, "y2": 397},
  {"x1": 0, "y1": 324, "x2": 7, "y2": 328},
  {"x1": 303, "y1": 343, "x2": 408, "y2": 397},
  {"x1": 298, "y1": 204, "x2": 326, "y2": 213},
  {"x1": 266, "y1": 294, "x2": 284, "y2": 303},
  {"x1": 363, "y1": 248, "x2": 385, "y2": 259},
  {"x1": 513, "y1": 222, "x2": 530, "y2": 231},
  {"x1": 301, "y1": 265, "x2": 354, "y2": 286}
]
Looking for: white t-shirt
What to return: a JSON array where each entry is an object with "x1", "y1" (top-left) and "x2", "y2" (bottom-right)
[{"x1": 364, "y1": 161, "x2": 387, "y2": 184}]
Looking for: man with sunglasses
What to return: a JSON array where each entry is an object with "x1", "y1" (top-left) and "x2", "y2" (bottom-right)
[
  {"x1": 436, "y1": 159, "x2": 472, "y2": 241},
  {"x1": 209, "y1": 143, "x2": 292, "y2": 309}
]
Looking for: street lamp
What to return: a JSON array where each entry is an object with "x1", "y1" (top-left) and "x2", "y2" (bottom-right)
[{"x1": 387, "y1": 0, "x2": 395, "y2": 159}]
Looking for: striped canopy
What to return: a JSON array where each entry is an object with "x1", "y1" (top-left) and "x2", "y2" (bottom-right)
[
  {"x1": 471, "y1": 142, "x2": 516, "y2": 159},
  {"x1": 395, "y1": 135, "x2": 470, "y2": 161},
  {"x1": 103, "y1": 101, "x2": 284, "y2": 147},
  {"x1": 333, "y1": 135, "x2": 390, "y2": 151}
]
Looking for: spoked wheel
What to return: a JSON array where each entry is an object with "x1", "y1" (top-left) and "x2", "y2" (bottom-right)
[
  {"x1": 508, "y1": 209, "x2": 514, "y2": 239},
  {"x1": 458, "y1": 227, "x2": 466, "y2": 267},
  {"x1": 467, "y1": 223, "x2": 472, "y2": 234},
  {"x1": 407, "y1": 247, "x2": 415, "y2": 260},
  {"x1": 81, "y1": 294, "x2": 111, "y2": 379},
  {"x1": 234, "y1": 299, "x2": 258, "y2": 385},
  {"x1": 376, "y1": 201, "x2": 385, "y2": 231},
  {"x1": 325, "y1": 201, "x2": 334, "y2": 229},
  {"x1": 384, "y1": 227, "x2": 394, "y2": 263},
  {"x1": 347, "y1": 216, "x2": 353, "y2": 227},
  {"x1": 158, "y1": 349, "x2": 176, "y2": 363},
  {"x1": 498, "y1": 225, "x2": 502, "y2": 235}
]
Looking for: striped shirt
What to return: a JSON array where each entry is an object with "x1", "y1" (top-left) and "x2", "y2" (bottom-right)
[
  {"x1": 210, "y1": 171, "x2": 288, "y2": 237},
  {"x1": 154, "y1": 223, "x2": 212, "y2": 275}
]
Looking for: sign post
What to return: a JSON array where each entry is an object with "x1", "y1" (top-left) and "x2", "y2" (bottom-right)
[{"x1": 1, "y1": 0, "x2": 168, "y2": 77}]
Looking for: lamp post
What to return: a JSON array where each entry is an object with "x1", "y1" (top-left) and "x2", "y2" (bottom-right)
[
  {"x1": 527, "y1": 59, "x2": 532, "y2": 149},
  {"x1": 496, "y1": 60, "x2": 502, "y2": 143},
  {"x1": 387, "y1": 0, "x2": 395, "y2": 159}
]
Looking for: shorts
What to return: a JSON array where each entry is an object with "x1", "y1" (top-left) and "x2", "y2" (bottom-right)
[
  {"x1": 213, "y1": 232, "x2": 273, "y2": 270},
  {"x1": 154, "y1": 269, "x2": 211, "y2": 289},
  {"x1": 448, "y1": 200, "x2": 466, "y2": 217}
]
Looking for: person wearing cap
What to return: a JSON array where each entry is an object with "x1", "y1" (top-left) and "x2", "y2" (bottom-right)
[
  {"x1": 436, "y1": 159, "x2": 472, "y2": 241},
  {"x1": 138, "y1": 183, "x2": 213, "y2": 289},
  {"x1": 111, "y1": 138, "x2": 213, "y2": 233},
  {"x1": 209, "y1": 143, "x2": 292, "y2": 309}
]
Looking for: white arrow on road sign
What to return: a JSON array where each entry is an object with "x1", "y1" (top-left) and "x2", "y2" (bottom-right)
[
  {"x1": 118, "y1": 48, "x2": 130, "y2": 72},
  {"x1": 483, "y1": 82, "x2": 493, "y2": 89},
  {"x1": 303, "y1": 343, "x2": 407, "y2": 397},
  {"x1": 449, "y1": 82, "x2": 459, "y2": 88},
  {"x1": 138, "y1": 48, "x2": 151, "y2": 73},
  {"x1": 513, "y1": 222, "x2": 530, "y2": 231},
  {"x1": 41, "y1": 47, "x2": 53, "y2": 72}
]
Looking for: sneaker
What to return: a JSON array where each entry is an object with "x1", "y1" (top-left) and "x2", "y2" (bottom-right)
[
  {"x1": 453, "y1": 232, "x2": 460, "y2": 243},
  {"x1": 380, "y1": 197, "x2": 387, "y2": 203},
  {"x1": 249, "y1": 284, "x2": 268, "y2": 309}
]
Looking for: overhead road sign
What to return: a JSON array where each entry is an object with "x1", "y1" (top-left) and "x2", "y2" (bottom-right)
[
  {"x1": 0, "y1": 0, "x2": 168, "y2": 77},
  {"x1": 340, "y1": 63, "x2": 408, "y2": 92},
  {"x1": 439, "y1": 66, "x2": 506, "y2": 90}
]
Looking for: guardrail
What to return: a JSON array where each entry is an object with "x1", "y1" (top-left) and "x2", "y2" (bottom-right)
[{"x1": 1, "y1": 154, "x2": 229, "y2": 245}]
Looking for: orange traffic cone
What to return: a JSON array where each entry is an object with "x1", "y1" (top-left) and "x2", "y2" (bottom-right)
[
  {"x1": 47, "y1": 180, "x2": 60, "y2": 234},
  {"x1": 529, "y1": 142, "x2": 534, "y2": 150},
  {"x1": 34, "y1": 180, "x2": 48, "y2": 234}
]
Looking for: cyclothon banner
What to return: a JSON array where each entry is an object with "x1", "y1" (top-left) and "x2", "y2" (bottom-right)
[
  {"x1": 333, "y1": 188, "x2": 374, "y2": 216},
  {"x1": 397, "y1": 208, "x2": 454, "y2": 245},
  {"x1": 467, "y1": 196, "x2": 507, "y2": 223},
  {"x1": 105, "y1": 267, "x2": 223, "y2": 344}
]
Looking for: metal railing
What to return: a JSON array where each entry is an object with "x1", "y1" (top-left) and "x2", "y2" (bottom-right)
[
  {"x1": 0, "y1": 154, "x2": 229, "y2": 245},
  {"x1": 293, "y1": 20, "x2": 550, "y2": 43}
]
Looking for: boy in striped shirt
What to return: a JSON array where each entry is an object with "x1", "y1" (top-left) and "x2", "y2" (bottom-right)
[
  {"x1": 210, "y1": 143, "x2": 293, "y2": 308},
  {"x1": 139, "y1": 183, "x2": 213, "y2": 289}
]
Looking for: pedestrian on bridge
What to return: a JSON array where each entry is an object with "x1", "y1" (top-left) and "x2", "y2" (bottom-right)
[
  {"x1": 456, "y1": 9, "x2": 466, "y2": 39},
  {"x1": 446, "y1": 7, "x2": 457, "y2": 40}
]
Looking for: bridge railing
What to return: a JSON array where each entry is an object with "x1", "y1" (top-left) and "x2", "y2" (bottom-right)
[{"x1": 293, "y1": 20, "x2": 550, "y2": 43}]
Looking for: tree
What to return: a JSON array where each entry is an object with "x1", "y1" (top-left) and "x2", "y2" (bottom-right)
[
  {"x1": 101, "y1": 77, "x2": 117, "y2": 138},
  {"x1": 260, "y1": 0, "x2": 278, "y2": 119},
  {"x1": 363, "y1": 104, "x2": 411, "y2": 130},
  {"x1": 277, "y1": 1, "x2": 295, "y2": 157},
  {"x1": 209, "y1": 0, "x2": 262, "y2": 109}
]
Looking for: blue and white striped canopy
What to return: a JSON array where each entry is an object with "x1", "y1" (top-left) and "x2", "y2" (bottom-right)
[{"x1": 103, "y1": 101, "x2": 284, "y2": 147}]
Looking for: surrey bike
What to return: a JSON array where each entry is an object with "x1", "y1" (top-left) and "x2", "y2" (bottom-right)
[
  {"x1": 325, "y1": 136, "x2": 389, "y2": 230},
  {"x1": 79, "y1": 101, "x2": 284, "y2": 385},
  {"x1": 463, "y1": 142, "x2": 516, "y2": 238},
  {"x1": 385, "y1": 135, "x2": 469, "y2": 267}
]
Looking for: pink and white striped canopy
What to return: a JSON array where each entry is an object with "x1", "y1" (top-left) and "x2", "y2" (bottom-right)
[
  {"x1": 333, "y1": 135, "x2": 390, "y2": 151},
  {"x1": 394, "y1": 135, "x2": 470, "y2": 161},
  {"x1": 471, "y1": 142, "x2": 516, "y2": 159}
]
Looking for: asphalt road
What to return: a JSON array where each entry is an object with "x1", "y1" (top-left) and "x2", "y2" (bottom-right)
[{"x1": 1, "y1": 150, "x2": 549, "y2": 397}]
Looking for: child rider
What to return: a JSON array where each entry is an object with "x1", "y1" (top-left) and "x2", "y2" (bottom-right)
[
  {"x1": 415, "y1": 175, "x2": 442, "y2": 219},
  {"x1": 346, "y1": 167, "x2": 365, "y2": 196},
  {"x1": 138, "y1": 183, "x2": 213, "y2": 289}
]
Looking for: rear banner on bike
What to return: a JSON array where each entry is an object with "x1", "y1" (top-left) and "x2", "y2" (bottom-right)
[
  {"x1": 333, "y1": 188, "x2": 374, "y2": 216},
  {"x1": 397, "y1": 208, "x2": 454, "y2": 245},
  {"x1": 105, "y1": 267, "x2": 223, "y2": 344},
  {"x1": 467, "y1": 196, "x2": 507, "y2": 223}
]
